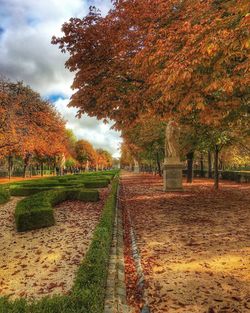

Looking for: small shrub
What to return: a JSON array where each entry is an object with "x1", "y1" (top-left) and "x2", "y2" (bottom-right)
[{"x1": 0, "y1": 187, "x2": 10, "y2": 204}]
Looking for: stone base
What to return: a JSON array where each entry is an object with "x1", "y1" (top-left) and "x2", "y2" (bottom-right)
[
  {"x1": 163, "y1": 163, "x2": 183, "y2": 192},
  {"x1": 134, "y1": 166, "x2": 140, "y2": 173}
]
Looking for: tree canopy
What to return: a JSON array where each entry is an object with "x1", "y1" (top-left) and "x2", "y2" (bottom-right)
[{"x1": 53, "y1": 0, "x2": 249, "y2": 129}]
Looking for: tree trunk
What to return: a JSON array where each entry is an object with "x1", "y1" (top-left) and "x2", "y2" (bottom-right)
[
  {"x1": 133, "y1": 158, "x2": 139, "y2": 173},
  {"x1": 208, "y1": 151, "x2": 212, "y2": 178},
  {"x1": 41, "y1": 162, "x2": 44, "y2": 176},
  {"x1": 200, "y1": 153, "x2": 204, "y2": 178},
  {"x1": 214, "y1": 145, "x2": 219, "y2": 190},
  {"x1": 186, "y1": 152, "x2": 194, "y2": 183},
  {"x1": 23, "y1": 165, "x2": 27, "y2": 178},
  {"x1": 156, "y1": 152, "x2": 162, "y2": 177},
  {"x1": 8, "y1": 155, "x2": 13, "y2": 180},
  {"x1": 85, "y1": 160, "x2": 89, "y2": 172},
  {"x1": 219, "y1": 159, "x2": 223, "y2": 170},
  {"x1": 23, "y1": 153, "x2": 31, "y2": 178}
]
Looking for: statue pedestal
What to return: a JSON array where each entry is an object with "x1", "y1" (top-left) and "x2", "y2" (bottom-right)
[
  {"x1": 134, "y1": 165, "x2": 140, "y2": 173},
  {"x1": 163, "y1": 161, "x2": 183, "y2": 192}
]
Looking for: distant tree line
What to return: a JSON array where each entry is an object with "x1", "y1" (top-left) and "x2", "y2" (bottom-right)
[{"x1": 0, "y1": 79, "x2": 113, "y2": 178}]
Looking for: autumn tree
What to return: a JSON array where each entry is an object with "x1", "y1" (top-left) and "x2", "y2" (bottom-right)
[
  {"x1": 53, "y1": 1, "x2": 250, "y2": 188},
  {"x1": 0, "y1": 80, "x2": 68, "y2": 177},
  {"x1": 63, "y1": 129, "x2": 78, "y2": 172},
  {"x1": 96, "y1": 149, "x2": 112, "y2": 170},
  {"x1": 120, "y1": 143, "x2": 134, "y2": 170},
  {"x1": 75, "y1": 139, "x2": 96, "y2": 170},
  {"x1": 122, "y1": 116, "x2": 166, "y2": 175}
]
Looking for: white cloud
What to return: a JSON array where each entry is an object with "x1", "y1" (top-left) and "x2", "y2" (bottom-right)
[
  {"x1": 54, "y1": 98, "x2": 122, "y2": 157},
  {"x1": 0, "y1": 0, "x2": 90, "y2": 96},
  {"x1": 0, "y1": 0, "x2": 122, "y2": 157}
]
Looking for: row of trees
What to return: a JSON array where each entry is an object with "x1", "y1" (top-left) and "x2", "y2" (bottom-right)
[
  {"x1": 120, "y1": 116, "x2": 250, "y2": 179},
  {"x1": 0, "y1": 79, "x2": 68, "y2": 177},
  {"x1": 66, "y1": 131, "x2": 113, "y2": 171},
  {"x1": 53, "y1": 0, "x2": 249, "y2": 189},
  {"x1": 0, "y1": 79, "x2": 113, "y2": 177}
]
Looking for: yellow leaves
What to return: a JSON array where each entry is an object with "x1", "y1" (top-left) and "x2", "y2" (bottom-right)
[
  {"x1": 206, "y1": 43, "x2": 218, "y2": 56},
  {"x1": 222, "y1": 80, "x2": 234, "y2": 94},
  {"x1": 196, "y1": 102, "x2": 205, "y2": 110},
  {"x1": 205, "y1": 79, "x2": 234, "y2": 95},
  {"x1": 243, "y1": 38, "x2": 250, "y2": 50},
  {"x1": 182, "y1": 71, "x2": 192, "y2": 81},
  {"x1": 205, "y1": 81, "x2": 219, "y2": 93}
]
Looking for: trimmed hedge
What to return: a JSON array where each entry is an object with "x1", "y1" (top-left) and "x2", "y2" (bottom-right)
[
  {"x1": 10, "y1": 185, "x2": 83, "y2": 196},
  {"x1": 10, "y1": 180, "x2": 110, "y2": 197},
  {"x1": 0, "y1": 175, "x2": 119, "y2": 313},
  {"x1": 0, "y1": 187, "x2": 10, "y2": 204},
  {"x1": 71, "y1": 176, "x2": 118, "y2": 312},
  {"x1": 10, "y1": 186, "x2": 64, "y2": 196},
  {"x1": 12, "y1": 179, "x2": 72, "y2": 187},
  {"x1": 15, "y1": 189, "x2": 99, "y2": 232},
  {"x1": 84, "y1": 180, "x2": 109, "y2": 188},
  {"x1": 221, "y1": 170, "x2": 250, "y2": 183},
  {"x1": 182, "y1": 169, "x2": 250, "y2": 183},
  {"x1": 10, "y1": 181, "x2": 108, "y2": 197}
]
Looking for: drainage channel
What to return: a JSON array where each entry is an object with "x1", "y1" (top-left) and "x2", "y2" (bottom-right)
[
  {"x1": 104, "y1": 185, "x2": 132, "y2": 313},
  {"x1": 126, "y1": 205, "x2": 151, "y2": 313}
]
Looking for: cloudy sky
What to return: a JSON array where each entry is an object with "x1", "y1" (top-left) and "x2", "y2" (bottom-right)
[{"x1": 0, "y1": 0, "x2": 122, "y2": 158}]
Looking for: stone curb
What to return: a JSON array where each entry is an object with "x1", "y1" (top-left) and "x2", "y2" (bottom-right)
[
  {"x1": 104, "y1": 185, "x2": 131, "y2": 313},
  {"x1": 126, "y1": 207, "x2": 151, "y2": 313}
]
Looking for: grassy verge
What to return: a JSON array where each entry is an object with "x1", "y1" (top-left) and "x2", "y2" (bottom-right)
[{"x1": 0, "y1": 174, "x2": 119, "y2": 313}]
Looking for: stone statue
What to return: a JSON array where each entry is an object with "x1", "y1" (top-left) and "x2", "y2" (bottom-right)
[
  {"x1": 165, "y1": 120, "x2": 180, "y2": 159},
  {"x1": 133, "y1": 158, "x2": 139, "y2": 173},
  {"x1": 59, "y1": 153, "x2": 66, "y2": 169},
  {"x1": 163, "y1": 121, "x2": 183, "y2": 192},
  {"x1": 58, "y1": 153, "x2": 65, "y2": 175}
]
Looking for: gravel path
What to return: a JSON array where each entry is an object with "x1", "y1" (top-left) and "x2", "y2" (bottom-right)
[
  {"x1": 121, "y1": 173, "x2": 250, "y2": 313},
  {"x1": 0, "y1": 188, "x2": 109, "y2": 300}
]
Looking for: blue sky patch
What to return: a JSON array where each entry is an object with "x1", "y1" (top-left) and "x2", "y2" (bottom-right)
[
  {"x1": 47, "y1": 93, "x2": 67, "y2": 103},
  {"x1": 26, "y1": 17, "x2": 40, "y2": 27},
  {"x1": 0, "y1": 27, "x2": 5, "y2": 38}
]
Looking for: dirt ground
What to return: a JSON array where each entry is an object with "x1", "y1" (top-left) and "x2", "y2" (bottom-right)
[
  {"x1": 0, "y1": 188, "x2": 109, "y2": 301},
  {"x1": 0, "y1": 175, "x2": 53, "y2": 185},
  {"x1": 121, "y1": 173, "x2": 250, "y2": 313}
]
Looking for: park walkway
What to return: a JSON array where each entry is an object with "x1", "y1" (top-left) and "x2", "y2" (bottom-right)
[
  {"x1": 0, "y1": 175, "x2": 53, "y2": 185},
  {"x1": 120, "y1": 172, "x2": 250, "y2": 313}
]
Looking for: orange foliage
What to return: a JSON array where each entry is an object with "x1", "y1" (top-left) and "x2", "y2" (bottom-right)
[
  {"x1": 75, "y1": 139, "x2": 97, "y2": 167},
  {"x1": 0, "y1": 80, "x2": 68, "y2": 160},
  {"x1": 96, "y1": 149, "x2": 112, "y2": 170},
  {"x1": 53, "y1": 0, "x2": 249, "y2": 129}
]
